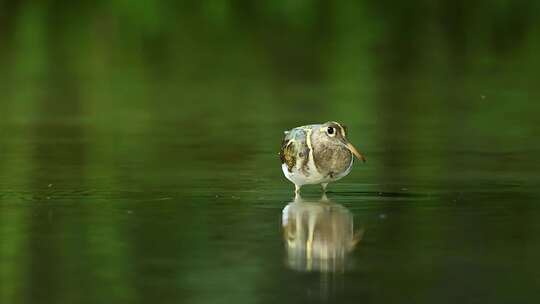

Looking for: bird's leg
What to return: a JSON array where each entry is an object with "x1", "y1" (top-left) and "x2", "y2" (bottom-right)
[
  {"x1": 321, "y1": 183, "x2": 328, "y2": 193},
  {"x1": 294, "y1": 184, "x2": 301, "y2": 196}
]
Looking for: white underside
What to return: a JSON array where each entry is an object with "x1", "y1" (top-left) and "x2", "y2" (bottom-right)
[{"x1": 282, "y1": 157, "x2": 353, "y2": 187}]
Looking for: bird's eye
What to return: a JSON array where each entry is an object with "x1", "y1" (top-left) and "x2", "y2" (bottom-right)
[{"x1": 327, "y1": 127, "x2": 335, "y2": 136}]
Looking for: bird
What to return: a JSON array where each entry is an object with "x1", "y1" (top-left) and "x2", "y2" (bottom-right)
[{"x1": 279, "y1": 121, "x2": 366, "y2": 194}]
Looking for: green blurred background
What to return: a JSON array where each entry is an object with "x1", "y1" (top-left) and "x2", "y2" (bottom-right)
[{"x1": 1, "y1": 1, "x2": 540, "y2": 304}]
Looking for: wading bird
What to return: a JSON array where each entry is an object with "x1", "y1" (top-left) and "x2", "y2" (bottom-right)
[{"x1": 280, "y1": 121, "x2": 366, "y2": 194}]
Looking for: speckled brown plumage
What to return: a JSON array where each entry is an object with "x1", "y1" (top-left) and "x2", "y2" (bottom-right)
[
  {"x1": 280, "y1": 139, "x2": 296, "y2": 172},
  {"x1": 280, "y1": 128, "x2": 311, "y2": 174},
  {"x1": 312, "y1": 142, "x2": 352, "y2": 178}
]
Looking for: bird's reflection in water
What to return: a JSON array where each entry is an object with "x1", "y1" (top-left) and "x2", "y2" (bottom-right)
[{"x1": 282, "y1": 194, "x2": 363, "y2": 273}]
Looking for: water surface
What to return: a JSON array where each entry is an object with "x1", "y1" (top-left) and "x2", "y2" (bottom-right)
[{"x1": 1, "y1": 2, "x2": 540, "y2": 303}]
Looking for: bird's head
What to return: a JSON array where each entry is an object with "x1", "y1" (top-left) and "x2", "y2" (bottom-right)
[{"x1": 319, "y1": 121, "x2": 366, "y2": 163}]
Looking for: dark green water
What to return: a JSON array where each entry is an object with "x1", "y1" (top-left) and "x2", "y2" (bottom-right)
[{"x1": 1, "y1": 2, "x2": 540, "y2": 303}]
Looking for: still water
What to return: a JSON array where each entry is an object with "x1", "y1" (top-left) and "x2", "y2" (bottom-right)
[{"x1": 1, "y1": 2, "x2": 540, "y2": 304}]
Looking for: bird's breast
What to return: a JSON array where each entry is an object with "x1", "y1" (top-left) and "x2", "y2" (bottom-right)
[{"x1": 312, "y1": 144, "x2": 353, "y2": 178}]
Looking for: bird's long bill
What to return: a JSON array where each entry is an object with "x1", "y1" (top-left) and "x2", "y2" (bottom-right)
[{"x1": 346, "y1": 142, "x2": 366, "y2": 163}]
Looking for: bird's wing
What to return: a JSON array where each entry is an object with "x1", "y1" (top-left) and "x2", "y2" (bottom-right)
[
  {"x1": 280, "y1": 133, "x2": 296, "y2": 172},
  {"x1": 280, "y1": 128, "x2": 309, "y2": 172}
]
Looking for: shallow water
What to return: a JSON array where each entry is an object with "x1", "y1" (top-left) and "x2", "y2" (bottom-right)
[{"x1": 1, "y1": 2, "x2": 540, "y2": 304}]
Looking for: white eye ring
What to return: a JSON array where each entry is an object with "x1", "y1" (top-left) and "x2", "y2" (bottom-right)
[{"x1": 326, "y1": 127, "x2": 336, "y2": 137}]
